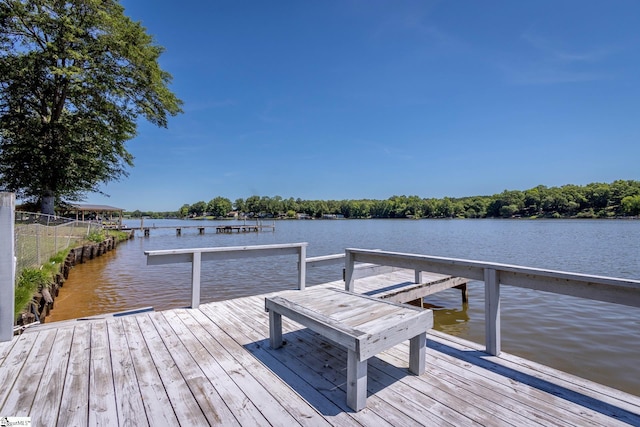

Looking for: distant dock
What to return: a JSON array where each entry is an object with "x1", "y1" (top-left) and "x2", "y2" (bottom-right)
[{"x1": 130, "y1": 223, "x2": 276, "y2": 236}]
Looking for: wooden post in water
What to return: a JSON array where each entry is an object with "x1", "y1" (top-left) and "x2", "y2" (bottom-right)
[{"x1": 0, "y1": 193, "x2": 16, "y2": 342}]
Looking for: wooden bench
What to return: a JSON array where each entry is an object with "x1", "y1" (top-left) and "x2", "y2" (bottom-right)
[{"x1": 265, "y1": 287, "x2": 433, "y2": 411}]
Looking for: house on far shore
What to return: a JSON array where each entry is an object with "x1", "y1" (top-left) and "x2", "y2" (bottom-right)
[{"x1": 322, "y1": 214, "x2": 344, "y2": 219}]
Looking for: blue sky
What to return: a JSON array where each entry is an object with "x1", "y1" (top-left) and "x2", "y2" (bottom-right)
[{"x1": 84, "y1": 0, "x2": 640, "y2": 211}]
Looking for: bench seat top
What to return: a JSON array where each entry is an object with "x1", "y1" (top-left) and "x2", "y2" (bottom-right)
[{"x1": 265, "y1": 288, "x2": 433, "y2": 361}]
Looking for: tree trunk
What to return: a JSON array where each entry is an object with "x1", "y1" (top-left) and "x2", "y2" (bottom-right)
[{"x1": 41, "y1": 190, "x2": 55, "y2": 215}]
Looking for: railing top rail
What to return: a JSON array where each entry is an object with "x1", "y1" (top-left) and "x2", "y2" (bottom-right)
[
  {"x1": 346, "y1": 247, "x2": 640, "y2": 286},
  {"x1": 306, "y1": 253, "x2": 345, "y2": 268},
  {"x1": 144, "y1": 242, "x2": 310, "y2": 305},
  {"x1": 145, "y1": 242, "x2": 308, "y2": 257},
  {"x1": 346, "y1": 248, "x2": 640, "y2": 308},
  {"x1": 305, "y1": 253, "x2": 345, "y2": 262}
]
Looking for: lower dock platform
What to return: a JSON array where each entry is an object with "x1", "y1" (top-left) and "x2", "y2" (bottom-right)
[{"x1": 1, "y1": 281, "x2": 639, "y2": 426}]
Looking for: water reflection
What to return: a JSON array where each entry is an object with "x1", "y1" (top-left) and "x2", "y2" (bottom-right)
[{"x1": 428, "y1": 302, "x2": 471, "y2": 335}]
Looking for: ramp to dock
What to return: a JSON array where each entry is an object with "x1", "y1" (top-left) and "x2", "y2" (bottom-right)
[{"x1": 1, "y1": 280, "x2": 639, "y2": 426}]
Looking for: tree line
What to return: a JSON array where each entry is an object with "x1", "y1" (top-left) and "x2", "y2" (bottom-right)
[{"x1": 126, "y1": 180, "x2": 640, "y2": 219}]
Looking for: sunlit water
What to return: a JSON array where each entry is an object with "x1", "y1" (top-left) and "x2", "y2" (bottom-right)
[{"x1": 49, "y1": 219, "x2": 640, "y2": 395}]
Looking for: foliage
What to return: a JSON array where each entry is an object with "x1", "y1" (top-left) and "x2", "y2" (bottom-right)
[
  {"x1": 173, "y1": 179, "x2": 640, "y2": 220},
  {"x1": 188, "y1": 200, "x2": 207, "y2": 217},
  {"x1": 127, "y1": 209, "x2": 180, "y2": 219},
  {"x1": 621, "y1": 195, "x2": 640, "y2": 216},
  {"x1": 86, "y1": 228, "x2": 129, "y2": 243},
  {"x1": 0, "y1": 0, "x2": 183, "y2": 214},
  {"x1": 14, "y1": 248, "x2": 69, "y2": 318},
  {"x1": 107, "y1": 229, "x2": 131, "y2": 242},
  {"x1": 87, "y1": 230, "x2": 106, "y2": 243},
  {"x1": 207, "y1": 196, "x2": 232, "y2": 218},
  {"x1": 14, "y1": 268, "x2": 46, "y2": 318}
]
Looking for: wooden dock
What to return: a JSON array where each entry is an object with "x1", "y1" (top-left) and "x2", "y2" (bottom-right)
[
  {"x1": 138, "y1": 223, "x2": 275, "y2": 236},
  {"x1": 1, "y1": 274, "x2": 639, "y2": 426}
]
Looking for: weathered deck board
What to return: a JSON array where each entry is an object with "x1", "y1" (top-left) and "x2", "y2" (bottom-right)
[
  {"x1": 29, "y1": 327, "x2": 74, "y2": 427},
  {"x1": 107, "y1": 318, "x2": 149, "y2": 427},
  {"x1": 1, "y1": 330, "x2": 56, "y2": 417},
  {"x1": 88, "y1": 321, "x2": 118, "y2": 426},
  {"x1": 120, "y1": 315, "x2": 178, "y2": 426},
  {"x1": 170, "y1": 309, "x2": 269, "y2": 426},
  {"x1": 1, "y1": 278, "x2": 639, "y2": 426},
  {"x1": 57, "y1": 321, "x2": 91, "y2": 426}
]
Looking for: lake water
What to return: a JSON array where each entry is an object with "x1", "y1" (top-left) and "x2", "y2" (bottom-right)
[{"x1": 48, "y1": 218, "x2": 640, "y2": 396}]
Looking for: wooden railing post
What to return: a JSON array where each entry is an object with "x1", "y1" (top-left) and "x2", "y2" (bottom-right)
[
  {"x1": 484, "y1": 267, "x2": 501, "y2": 355},
  {"x1": 298, "y1": 244, "x2": 306, "y2": 290},
  {"x1": 1, "y1": 193, "x2": 16, "y2": 342},
  {"x1": 344, "y1": 249, "x2": 355, "y2": 292},
  {"x1": 191, "y1": 251, "x2": 202, "y2": 308}
]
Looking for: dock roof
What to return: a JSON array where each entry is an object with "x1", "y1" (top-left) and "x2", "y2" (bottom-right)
[{"x1": 71, "y1": 204, "x2": 124, "y2": 212}]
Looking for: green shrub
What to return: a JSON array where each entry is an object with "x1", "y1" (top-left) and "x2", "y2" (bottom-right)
[
  {"x1": 14, "y1": 249, "x2": 70, "y2": 319},
  {"x1": 14, "y1": 268, "x2": 49, "y2": 318},
  {"x1": 87, "y1": 229, "x2": 106, "y2": 242},
  {"x1": 106, "y1": 229, "x2": 130, "y2": 242}
]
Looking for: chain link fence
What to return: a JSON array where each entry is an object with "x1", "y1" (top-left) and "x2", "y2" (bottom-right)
[{"x1": 14, "y1": 211, "x2": 102, "y2": 276}]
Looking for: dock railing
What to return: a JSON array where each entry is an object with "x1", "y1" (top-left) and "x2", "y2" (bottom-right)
[
  {"x1": 144, "y1": 243, "x2": 640, "y2": 357},
  {"x1": 343, "y1": 248, "x2": 640, "y2": 356},
  {"x1": 145, "y1": 243, "x2": 308, "y2": 309}
]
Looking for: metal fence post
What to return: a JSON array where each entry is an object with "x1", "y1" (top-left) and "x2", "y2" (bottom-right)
[
  {"x1": 1, "y1": 193, "x2": 16, "y2": 342},
  {"x1": 36, "y1": 223, "x2": 41, "y2": 266}
]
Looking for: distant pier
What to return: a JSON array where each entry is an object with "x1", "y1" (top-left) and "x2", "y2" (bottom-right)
[{"x1": 137, "y1": 223, "x2": 275, "y2": 236}]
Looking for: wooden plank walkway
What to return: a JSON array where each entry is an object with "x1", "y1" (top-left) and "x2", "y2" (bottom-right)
[{"x1": 1, "y1": 279, "x2": 639, "y2": 425}]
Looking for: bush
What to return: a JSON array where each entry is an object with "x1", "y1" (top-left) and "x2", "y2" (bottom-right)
[
  {"x1": 14, "y1": 268, "x2": 49, "y2": 318},
  {"x1": 14, "y1": 249, "x2": 70, "y2": 319},
  {"x1": 106, "y1": 229, "x2": 130, "y2": 242},
  {"x1": 87, "y1": 230, "x2": 106, "y2": 243}
]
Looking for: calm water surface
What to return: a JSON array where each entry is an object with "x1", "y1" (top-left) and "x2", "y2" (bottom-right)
[{"x1": 49, "y1": 219, "x2": 640, "y2": 395}]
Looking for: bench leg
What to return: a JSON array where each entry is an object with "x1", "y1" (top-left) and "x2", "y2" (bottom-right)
[
  {"x1": 346, "y1": 350, "x2": 367, "y2": 411},
  {"x1": 269, "y1": 311, "x2": 283, "y2": 349},
  {"x1": 409, "y1": 332, "x2": 426, "y2": 375}
]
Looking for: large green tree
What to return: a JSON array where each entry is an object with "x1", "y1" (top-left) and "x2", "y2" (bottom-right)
[
  {"x1": 207, "y1": 196, "x2": 232, "y2": 218},
  {"x1": 0, "y1": 0, "x2": 182, "y2": 214}
]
